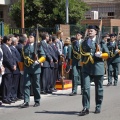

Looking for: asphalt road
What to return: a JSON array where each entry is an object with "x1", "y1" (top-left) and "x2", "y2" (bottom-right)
[{"x1": 0, "y1": 76, "x2": 120, "y2": 120}]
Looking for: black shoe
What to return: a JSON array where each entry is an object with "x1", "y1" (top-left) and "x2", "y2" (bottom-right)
[
  {"x1": 33, "y1": 102, "x2": 40, "y2": 107},
  {"x1": 79, "y1": 108, "x2": 89, "y2": 116},
  {"x1": 113, "y1": 83, "x2": 117, "y2": 86},
  {"x1": 18, "y1": 96, "x2": 24, "y2": 100},
  {"x1": 10, "y1": 98, "x2": 16, "y2": 102},
  {"x1": 94, "y1": 108, "x2": 101, "y2": 114},
  {"x1": 107, "y1": 83, "x2": 112, "y2": 86},
  {"x1": 46, "y1": 90, "x2": 52, "y2": 94},
  {"x1": 69, "y1": 92, "x2": 77, "y2": 96},
  {"x1": 20, "y1": 102, "x2": 29, "y2": 108},
  {"x1": 0, "y1": 102, "x2": 2, "y2": 106},
  {"x1": 2, "y1": 99, "x2": 11, "y2": 104},
  {"x1": 51, "y1": 88, "x2": 57, "y2": 92},
  {"x1": 41, "y1": 91, "x2": 48, "y2": 95},
  {"x1": 14, "y1": 97, "x2": 19, "y2": 101}
]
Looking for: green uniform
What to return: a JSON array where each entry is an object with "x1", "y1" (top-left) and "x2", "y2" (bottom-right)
[
  {"x1": 69, "y1": 40, "x2": 83, "y2": 94},
  {"x1": 23, "y1": 43, "x2": 45, "y2": 103},
  {"x1": 81, "y1": 37, "x2": 109, "y2": 110},
  {"x1": 107, "y1": 41, "x2": 120, "y2": 85}
]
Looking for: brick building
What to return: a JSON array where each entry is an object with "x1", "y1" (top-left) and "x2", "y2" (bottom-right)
[{"x1": 83, "y1": 0, "x2": 120, "y2": 19}]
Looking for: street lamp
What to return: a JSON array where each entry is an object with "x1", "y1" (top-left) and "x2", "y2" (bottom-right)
[
  {"x1": 66, "y1": 0, "x2": 69, "y2": 24},
  {"x1": 21, "y1": 0, "x2": 24, "y2": 33}
]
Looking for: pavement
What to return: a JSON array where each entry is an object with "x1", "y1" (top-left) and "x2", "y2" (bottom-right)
[{"x1": 0, "y1": 75, "x2": 120, "y2": 120}]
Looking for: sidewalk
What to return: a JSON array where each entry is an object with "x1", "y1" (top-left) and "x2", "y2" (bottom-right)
[{"x1": 0, "y1": 75, "x2": 119, "y2": 109}]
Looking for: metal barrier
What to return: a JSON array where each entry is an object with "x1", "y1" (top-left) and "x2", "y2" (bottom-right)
[
  {"x1": 9, "y1": 27, "x2": 56, "y2": 35},
  {"x1": 0, "y1": 21, "x2": 4, "y2": 36}
]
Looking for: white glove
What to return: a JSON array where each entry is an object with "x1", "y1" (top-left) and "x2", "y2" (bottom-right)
[
  {"x1": 20, "y1": 71, "x2": 24, "y2": 75},
  {"x1": 95, "y1": 51, "x2": 102, "y2": 58},
  {"x1": 34, "y1": 61, "x2": 40, "y2": 65},
  {"x1": 40, "y1": 63, "x2": 43, "y2": 66},
  {"x1": 70, "y1": 65, "x2": 72, "y2": 69},
  {"x1": 115, "y1": 49, "x2": 119, "y2": 54}
]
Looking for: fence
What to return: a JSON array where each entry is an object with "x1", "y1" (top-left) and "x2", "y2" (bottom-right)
[
  {"x1": 0, "y1": 21, "x2": 4, "y2": 36},
  {"x1": 70, "y1": 24, "x2": 119, "y2": 36}
]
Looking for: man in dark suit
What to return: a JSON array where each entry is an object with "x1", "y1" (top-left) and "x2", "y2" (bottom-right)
[
  {"x1": 48, "y1": 36, "x2": 58, "y2": 91},
  {"x1": 10, "y1": 37, "x2": 21, "y2": 101},
  {"x1": 40, "y1": 33, "x2": 53, "y2": 94},
  {"x1": 1, "y1": 35, "x2": 16, "y2": 104},
  {"x1": 51, "y1": 36, "x2": 60, "y2": 91},
  {"x1": 16, "y1": 36, "x2": 27, "y2": 99}
]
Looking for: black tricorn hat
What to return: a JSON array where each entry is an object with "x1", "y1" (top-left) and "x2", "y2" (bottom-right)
[
  {"x1": 71, "y1": 37, "x2": 76, "y2": 42},
  {"x1": 29, "y1": 33, "x2": 36, "y2": 37},
  {"x1": 109, "y1": 33, "x2": 116, "y2": 37},
  {"x1": 76, "y1": 31, "x2": 84, "y2": 35},
  {"x1": 87, "y1": 25, "x2": 99, "y2": 31}
]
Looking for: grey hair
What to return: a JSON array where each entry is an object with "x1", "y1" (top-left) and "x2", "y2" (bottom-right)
[{"x1": 11, "y1": 37, "x2": 17, "y2": 44}]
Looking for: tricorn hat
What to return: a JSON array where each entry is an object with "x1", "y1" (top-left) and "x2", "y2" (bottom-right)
[{"x1": 87, "y1": 25, "x2": 99, "y2": 31}]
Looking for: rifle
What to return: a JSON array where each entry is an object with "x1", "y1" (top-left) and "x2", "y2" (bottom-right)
[
  {"x1": 96, "y1": 19, "x2": 102, "y2": 52},
  {"x1": 34, "y1": 24, "x2": 39, "y2": 61}
]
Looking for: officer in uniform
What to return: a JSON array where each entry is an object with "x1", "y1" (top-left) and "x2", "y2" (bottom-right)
[
  {"x1": 79, "y1": 25, "x2": 109, "y2": 116},
  {"x1": 69, "y1": 32, "x2": 83, "y2": 96},
  {"x1": 107, "y1": 34, "x2": 120, "y2": 86},
  {"x1": 20, "y1": 33, "x2": 46, "y2": 108}
]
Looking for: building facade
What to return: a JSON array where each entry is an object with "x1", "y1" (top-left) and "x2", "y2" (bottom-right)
[
  {"x1": 1, "y1": 0, "x2": 120, "y2": 26},
  {"x1": 83, "y1": 0, "x2": 120, "y2": 19},
  {"x1": 0, "y1": 0, "x2": 17, "y2": 26}
]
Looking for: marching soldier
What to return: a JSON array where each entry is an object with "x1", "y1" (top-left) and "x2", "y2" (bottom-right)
[
  {"x1": 79, "y1": 25, "x2": 109, "y2": 116},
  {"x1": 69, "y1": 31, "x2": 83, "y2": 96},
  {"x1": 107, "y1": 34, "x2": 120, "y2": 86},
  {"x1": 20, "y1": 33, "x2": 46, "y2": 108}
]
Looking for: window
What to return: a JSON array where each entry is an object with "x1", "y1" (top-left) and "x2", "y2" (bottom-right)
[
  {"x1": 108, "y1": 12, "x2": 114, "y2": 16},
  {"x1": 0, "y1": 11, "x2": 3, "y2": 22},
  {"x1": 0, "y1": 11, "x2": 3, "y2": 18}
]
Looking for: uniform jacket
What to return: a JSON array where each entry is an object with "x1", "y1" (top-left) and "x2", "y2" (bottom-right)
[
  {"x1": 71, "y1": 40, "x2": 83, "y2": 67},
  {"x1": 81, "y1": 37, "x2": 109, "y2": 75},
  {"x1": 107, "y1": 41, "x2": 120, "y2": 64},
  {"x1": 23, "y1": 43, "x2": 45, "y2": 74}
]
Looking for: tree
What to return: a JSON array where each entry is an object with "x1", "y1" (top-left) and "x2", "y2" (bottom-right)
[{"x1": 9, "y1": 0, "x2": 89, "y2": 28}]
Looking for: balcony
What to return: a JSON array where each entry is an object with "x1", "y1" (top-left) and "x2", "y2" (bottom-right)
[{"x1": 0, "y1": 0, "x2": 10, "y2": 5}]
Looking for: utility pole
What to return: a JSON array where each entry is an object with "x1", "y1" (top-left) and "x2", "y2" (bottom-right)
[
  {"x1": 21, "y1": 0, "x2": 24, "y2": 33},
  {"x1": 66, "y1": 0, "x2": 69, "y2": 24}
]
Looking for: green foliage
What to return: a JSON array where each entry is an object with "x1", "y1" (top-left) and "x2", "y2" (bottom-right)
[
  {"x1": 9, "y1": 0, "x2": 89, "y2": 28},
  {"x1": 4, "y1": 23, "x2": 10, "y2": 35}
]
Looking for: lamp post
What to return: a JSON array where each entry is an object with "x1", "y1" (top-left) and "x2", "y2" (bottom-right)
[
  {"x1": 21, "y1": 0, "x2": 24, "y2": 33},
  {"x1": 66, "y1": 0, "x2": 69, "y2": 24}
]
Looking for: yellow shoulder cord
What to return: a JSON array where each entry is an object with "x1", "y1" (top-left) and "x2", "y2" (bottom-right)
[
  {"x1": 80, "y1": 45, "x2": 94, "y2": 64},
  {"x1": 22, "y1": 47, "x2": 34, "y2": 67},
  {"x1": 110, "y1": 51, "x2": 116, "y2": 58},
  {"x1": 71, "y1": 44, "x2": 81, "y2": 60}
]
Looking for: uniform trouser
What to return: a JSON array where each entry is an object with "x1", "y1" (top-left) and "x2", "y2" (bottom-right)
[
  {"x1": 2, "y1": 74, "x2": 13, "y2": 100},
  {"x1": 72, "y1": 65, "x2": 82, "y2": 93},
  {"x1": 11, "y1": 74, "x2": 20, "y2": 98},
  {"x1": 82, "y1": 73, "x2": 104, "y2": 110},
  {"x1": 17, "y1": 74, "x2": 24, "y2": 98},
  {"x1": 24, "y1": 73, "x2": 41, "y2": 103},
  {"x1": 108, "y1": 63, "x2": 119, "y2": 84}
]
